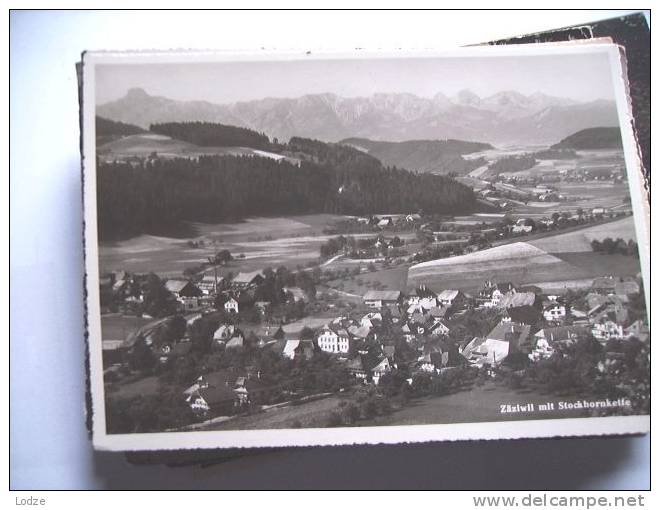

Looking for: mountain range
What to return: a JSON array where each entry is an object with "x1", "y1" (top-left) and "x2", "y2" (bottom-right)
[{"x1": 97, "y1": 88, "x2": 619, "y2": 145}]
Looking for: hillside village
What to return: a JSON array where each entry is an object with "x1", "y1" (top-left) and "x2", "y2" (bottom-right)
[
  {"x1": 95, "y1": 118, "x2": 647, "y2": 433},
  {"x1": 101, "y1": 252, "x2": 648, "y2": 433}
]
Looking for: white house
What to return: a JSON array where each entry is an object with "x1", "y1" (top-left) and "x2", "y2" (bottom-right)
[
  {"x1": 371, "y1": 357, "x2": 392, "y2": 385},
  {"x1": 317, "y1": 326, "x2": 351, "y2": 354},
  {"x1": 528, "y1": 337, "x2": 554, "y2": 362},
  {"x1": 224, "y1": 297, "x2": 239, "y2": 314},
  {"x1": 592, "y1": 320, "x2": 624, "y2": 342},
  {"x1": 543, "y1": 303, "x2": 566, "y2": 322}
]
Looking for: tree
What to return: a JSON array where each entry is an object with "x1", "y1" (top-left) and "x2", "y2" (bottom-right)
[
  {"x1": 142, "y1": 273, "x2": 176, "y2": 317},
  {"x1": 128, "y1": 337, "x2": 156, "y2": 373},
  {"x1": 213, "y1": 249, "x2": 233, "y2": 265}
]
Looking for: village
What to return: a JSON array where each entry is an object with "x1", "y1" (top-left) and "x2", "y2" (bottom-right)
[{"x1": 100, "y1": 226, "x2": 648, "y2": 432}]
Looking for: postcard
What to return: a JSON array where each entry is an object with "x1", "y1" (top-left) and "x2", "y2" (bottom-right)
[{"x1": 80, "y1": 43, "x2": 649, "y2": 450}]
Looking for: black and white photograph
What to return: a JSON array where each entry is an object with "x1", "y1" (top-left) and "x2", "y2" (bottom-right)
[{"x1": 81, "y1": 43, "x2": 649, "y2": 450}]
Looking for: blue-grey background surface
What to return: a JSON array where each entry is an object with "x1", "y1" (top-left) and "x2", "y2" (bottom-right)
[{"x1": 9, "y1": 10, "x2": 650, "y2": 489}]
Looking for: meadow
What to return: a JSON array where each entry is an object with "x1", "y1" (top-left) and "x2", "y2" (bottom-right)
[{"x1": 99, "y1": 214, "x2": 349, "y2": 277}]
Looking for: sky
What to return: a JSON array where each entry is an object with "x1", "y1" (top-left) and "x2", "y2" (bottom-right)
[{"x1": 95, "y1": 51, "x2": 616, "y2": 105}]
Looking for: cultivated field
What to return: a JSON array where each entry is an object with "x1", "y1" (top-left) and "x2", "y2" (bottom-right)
[
  {"x1": 99, "y1": 214, "x2": 350, "y2": 277},
  {"x1": 97, "y1": 133, "x2": 291, "y2": 162},
  {"x1": 408, "y1": 219, "x2": 642, "y2": 294},
  {"x1": 530, "y1": 216, "x2": 636, "y2": 253}
]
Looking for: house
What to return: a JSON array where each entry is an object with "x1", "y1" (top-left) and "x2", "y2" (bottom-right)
[
  {"x1": 407, "y1": 285, "x2": 436, "y2": 306},
  {"x1": 528, "y1": 336, "x2": 555, "y2": 362},
  {"x1": 213, "y1": 324, "x2": 235, "y2": 343},
  {"x1": 371, "y1": 357, "x2": 392, "y2": 384},
  {"x1": 224, "y1": 297, "x2": 239, "y2": 314},
  {"x1": 165, "y1": 280, "x2": 202, "y2": 299},
  {"x1": 231, "y1": 270, "x2": 265, "y2": 289},
  {"x1": 477, "y1": 281, "x2": 516, "y2": 307},
  {"x1": 461, "y1": 322, "x2": 531, "y2": 366},
  {"x1": 501, "y1": 305, "x2": 542, "y2": 326},
  {"x1": 278, "y1": 337, "x2": 314, "y2": 360},
  {"x1": 543, "y1": 302, "x2": 566, "y2": 322},
  {"x1": 377, "y1": 217, "x2": 393, "y2": 228},
  {"x1": 498, "y1": 292, "x2": 537, "y2": 310},
  {"x1": 383, "y1": 344, "x2": 396, "y2": 362},
  {"x1": 592, "y1": 276, "x2": 618, "y2": 295},
  {"x1": 233, "y1": 376, "x2": 271, "y2": 406},
  {"x1": 428, "y1": 306, "x2": 448, "y2": 320},
  {"x1": 436, "y1": 289, "x2": 465, "y2": 308},
  {"x1": 401, "y1": 323, "x2": 415, "y2": 343},
  {"x1": 184, "y1": 370, "x2": 246, "y2": 415},
  {"x1": 225, "y1": 332, "x2": 245, "y2": 349},
  {"x1": 535, "y1": 326, "x2": 588, "y2": 345},
  {"x1": 347, "y1": 324, "x2": 370, "y2": 339},
  {"x1": 428, "y1": 319, "x2": 450, "y2": 337},
  {"x1": 592, "y1": 318, "x2": 624, "y2": 342},
  {"x1": 316, "y1": 325, "x2": 351, "y2": 354},
  {"x1": 346, "y1": 356, "x2": 368, "y2": 381},
  {"x1": 165, "y1": 280, "x2": 204, "y2": 311},
  {"x1": 283, "y1": 286, "x2": 308, "y2": 303},
  {"x1": 361, "y1": 312, "x2": 382, "y2": 329},
  {"x1": 363, "y1": 290, "x2": 402, "y2": 309},
  {"x1": 254, "y1": 301, "x2": 271, "y2": 315},
  {"x1": 198, "y1": 274, "x2": 223, "y2": 295},
  {"x1": 385, "y1": 304, "x2": 402, "y2": 322}
]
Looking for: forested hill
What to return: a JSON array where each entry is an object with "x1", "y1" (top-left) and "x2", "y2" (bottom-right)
[
  {"x1": 97, "y1": 136, "x2": 477, "y2": 241},
  {"x1": 150, "y1": 122, "x2": 271, "y2": 150},
  {"x1": 96, "y1": 116, "x2": 146, "y2": 145},
  {"x1": 551, "y1": 127, "x2": 623, "y2": 150},
  {"x1": 339, "y1": 137, "x2": 492, "y2": 175}
]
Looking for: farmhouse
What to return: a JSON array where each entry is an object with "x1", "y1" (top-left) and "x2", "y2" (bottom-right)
[
  {"x1": 183, "y1": 370, "x2": 246, "y2": 415},
  {"x1": 436, "y1": 289, "x2": 465, "y2": 308},
  {"x1": 232, "y1": 270, "x2": 265, "y2": 289},
  {"x1": 363, "y1": 290, "x2": 403, "y2": 309},
  {"x1": 535, "y1": 326, "x2": 588, "y2": 345},
  {"x1": 283, "y1": 286, "x2": 308, "y2": 303},
  {"x1": 198, "y1": 274, "x2": 223, "y2": 295},
  {"x1": 501, "y1": 305, "x2": 542, "y2": 326},
  {"x1": 165, "y1": 279, "x2": 202, "y2": 299},
  {"x1": 498, "y1": 292, "x2": 537, "y2": 310},
  {"x1": 462, "y1": 322, "x2": 531, "y2": 367},
  {"x1": 592, "y1": 276, "x2": 618, "y2": 294}
]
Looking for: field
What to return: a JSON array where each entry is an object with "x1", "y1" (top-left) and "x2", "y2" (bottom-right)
[
  {"x1": 360, "y1": 381, "x2": 595, "y2": 427},
  {"x1": 99, "y1": 214, "x2": 350, "y2": 277},
  {"x1": 101, "y1": 314, "x2": 153, "y2": 342},
  {"x1": 204, "y1": 394, "x2": 345, "y2": 430},
  {"x1": 97, "y1": 133, "x2": 292, "y2": 162},
  {"x1": 408, "y1": 217, "x2": 642, "y2": 294},
  {"x1": 325, "y1": 265, "x2": 410, "y2": 297},
  {"x1": 204, "y1": 380, "x2": 598, "y2": 431},
  {"x1": 530, "y1": 216, "x2": 636, "y2": 253}
]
